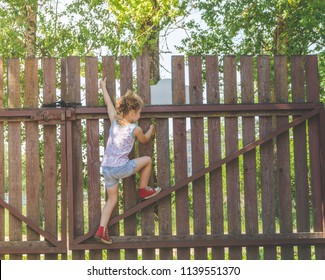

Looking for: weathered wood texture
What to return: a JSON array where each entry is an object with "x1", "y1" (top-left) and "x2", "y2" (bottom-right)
[{"x1": 0, "y1": 55, "x2": 324, "y2": 260}]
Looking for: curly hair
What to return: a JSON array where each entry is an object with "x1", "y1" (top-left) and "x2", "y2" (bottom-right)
[{"x1": 116, "y1": 90, "x2": 144, "y2": 116}]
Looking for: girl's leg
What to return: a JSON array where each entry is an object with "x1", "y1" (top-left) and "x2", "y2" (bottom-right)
[
  {"x1": 133, "y1": 156, "x2": 152, "y2": 189},
  {"x1": 99, "y1": 183, "x2": 119, "y2": 227}
]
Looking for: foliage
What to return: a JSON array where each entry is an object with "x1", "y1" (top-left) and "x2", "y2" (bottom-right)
[
  {"x1": 179, "y1": 0, "x2": 324, "y2": 99},
  {"x1": 105, "y1": 0, "x2": 187, "y2": 57},
  {"x1": 0, "y1": 0, "x2": 188, "y2": 58},
  {"x1": 179, "y1": 0, "x2": 324, "y2": 56},
  {"x1": 0, "y1": 0, "x2": 36, "y2": 57}
]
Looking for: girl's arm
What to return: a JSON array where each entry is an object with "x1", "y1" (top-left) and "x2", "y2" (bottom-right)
[
  {"x1": 100, "y1": 77, "x2": 116, "y2": 123},
  {"x1": 133, "y1": 124, "x2": 156, "y2": 144}
]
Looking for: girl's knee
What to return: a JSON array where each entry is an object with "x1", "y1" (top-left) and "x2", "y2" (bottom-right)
[{"x1": 144, "y1": 156, "x2": 152, "y2": 165}]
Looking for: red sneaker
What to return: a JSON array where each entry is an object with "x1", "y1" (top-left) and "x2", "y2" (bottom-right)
[
  {"x1": 139, "y1": 186, "x2": 161, "y2": 199},
  {"x1": 94, "y1": 226, "x2": 113, "y2": 244}
]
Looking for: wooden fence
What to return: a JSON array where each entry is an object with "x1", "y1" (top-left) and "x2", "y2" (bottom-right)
[{"x1": 0, "y1": 55, "x2": 324, "y2": 260}]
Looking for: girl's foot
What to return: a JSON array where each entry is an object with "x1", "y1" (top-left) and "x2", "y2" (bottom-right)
[
  {"x1": 94, "y1": 226, "x2": 113, "y2": 244},
  {"x1": 139, "y1": 186, "x2": 161, "y2": 199}
]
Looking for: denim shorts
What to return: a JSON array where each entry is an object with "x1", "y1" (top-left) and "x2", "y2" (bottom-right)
[{"x1": 102, "y1": 160, "x2": 136, "y2": 188}]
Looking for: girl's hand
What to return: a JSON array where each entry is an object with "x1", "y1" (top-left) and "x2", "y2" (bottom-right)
[
  {"x1": 100, "y1": 77, "x2": 107, "y2": 89},
  {"x1": 150, "y1": 124, "x2": 156, "y2": 135}
]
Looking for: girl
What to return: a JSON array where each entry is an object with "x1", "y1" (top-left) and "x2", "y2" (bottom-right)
[{"x1": 95, "y1": 77, "x2": 161, "y2": 244}]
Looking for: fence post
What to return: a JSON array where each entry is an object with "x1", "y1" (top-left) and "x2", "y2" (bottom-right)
[
  {"x1": 7, "y1": 58, "x2": 22, "y2": 260},
  {"x1": 136, "y1": 55, "x2": 156, "y2": 259},
  {"x1": 172, "y1": 55, "x2": 190, "y2": 259},
  {"x1": 102, "y1": 56, "x2": 120, "y2": 260},
  {"x1": 224, "y1": 55, "x2": 242, "y2": 260},
  {"x1": 241, "y1": 55, "x2": 259, "y2": 259},
  {"x1": 274, "y1": 55, "x2": 294, "y2": 259},
  {"x1": 25, "y1": 58, "x2": 41, "y2": 260},
  {"x1": 85, "y1": 56, "x2": 101, "y2": 260},
  {"x1": 206, "y1": 55, "x2": 224, "y2": 259},
  {"x1": 305, "y1": 55, "x2": 325, "y2": 259},
  {"x1": 120, "y1": 56, "x2": 138, "y2": 260},
  {"x1": 66, "y1": 56, "x2": 84, "y2": 260},
  {"x1": 189, "y1": 55, "x2": 207, "y2": 260},
  {"x1": 291, "y1": 55, "x2": 311, "y2": 259},
  {"x1": 257, "y1": 55, "x2": 277, "y2": 259}
]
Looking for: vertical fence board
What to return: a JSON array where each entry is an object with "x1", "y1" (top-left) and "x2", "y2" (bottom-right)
[
  {"x1": 305, "y1": 55, "x2": 325, "y2": 259},
  {"x1": 137, "y1": 55, "x2": 155, "y2": 260},
  {"x1": 257, "y1": 55, "x2": 277, "y2": 259},
  {"x1": 102, "y1": 56, "x2": 120, "y2": 260},
  {"x1": 61, "y1": 58, "x2": 67, "y2": 101},
  {"x1": 67, "y1": 56, "x2": 84, "y2": 260},
  {"x1": 0, "y1": 58, "x2": 4, "y2": 260},
  {"x1": 86, "y1": 57, "x2": 101, "y2": 260},
  {"x1": 25, "y1": 58, "x2": 40, "y2": 260},
  {"x1": 157, "y1": 118, "x2": 172, "y2": 259},
  {"x1": 189, "y1": 56, "x2": 207, "y2": 259},
  {"x1": 172, "y1": 56, "x2": 190, "y2": 259},
  {"x1": 60, "y1": 58, "x2": 68, "y2": 260},
  {"x1": 240, "y1": 55, "x2": 259, "y2": 259},
  {"x1": 291, "y1": 56, "x2": 311, "y2": 259},
  {"x1": 274, "y1": 56, "x2": 294, "y2": 259},
  {"x1": 224, "y1": 55, "x2": 241, "y2": 259},
  {"x1": 320, "y1": 108, "x2": 325, "y2": 245},
  {"x1": 43, "y1": 58, "x2": 58, "y2": 260},
  {"x1": 206, "y1": 55, "x2": 224, "y2": 259},
  {"x1": 120, "y1": 56, "x2": 137, "y2": 260},
  {"x1": 8, "y1": 58, "x2": 22, "y2": 260}
]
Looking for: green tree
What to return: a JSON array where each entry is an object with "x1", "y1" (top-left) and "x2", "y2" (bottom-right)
[
  {"x1": 179, "y1": 0, "x2": 324, "y2": 97},
  {"x1": 0, "y1": 0, "x2": 188, "y2": 84},
  {"x1": 0, "y1": 0, "x2": 38, "y2": 57},
  {"x1": 105, "y1": 0, "x2": 188, "y2": 83},
  {"x1": 180, "y1": 0, "x2": 324, "y2": 55}
]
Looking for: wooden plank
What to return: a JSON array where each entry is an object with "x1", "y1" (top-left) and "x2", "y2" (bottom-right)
[
  {"x1": 224, "y1": 55, "x2": 241, "y2": 259},
  {"x1": 119, "y1": 56, "x2": 138, "y2": 260},
  {"x1": 75, "y1": 103, "x2": 321, "y2": 119},
  {"x1": 189, "y1": 56, "x2": 207, "y2": 260},
  {"x1": 172, "y1": 56, "x2": 190, "y2": 259},
  {"x1": 206, "y1": 55, "x2": 224, "y2": 260},
  {"x1": 85, "y1": 57, "x2": 101, "y2": 260},
  {"x1": 240, "y1": 55, "x2": 259, "y2": 259},
  {"x1": 25, "y1": 58, "x2": 40, "y2": 260},
  {"x1": 60, "y1": 113, "x2": 68, "y2": 260},
  {"x1": 60, "y1": 58, "x2": 68, "y2": 260},
  {"x1": 305, "y1": 55, "x2": 325, "y2": 259},
  {"x1": 137, "y1": 55, "x2": 155, "y2": 260},
  {"x1": 257, "y1": 55, "x2": 276, "y2": 259},
  {"x1": 320, "y1": 109, "x2": 325, "y2": 237},
  {"x1": 291, "y1": 55, "x2": 311, "y2": 259},
  {"x1": 70, "y1": 232, "x2": 325, "y2": 251},
  {"x1": 60, "y1": 58, "x2": 67, "y2": 101},
  {"x1": 67, "y1": 56, "x2": 84, "y2": 260},
  {"x1": 43, "y1": 58, "x2": 58, "y2": 260},
  {"x1": 156, "y1": 118, "x2": 172, "y2": 259},
  {"x1": 8, "y1": 58, "x2": 22, "y2": 260},
  {"x1": 102, "y1": 55, "x2": 120, "y2": 260},
  {"x1": 274, "y1": 55, "x2": 294, "y2": 259},
  {"x1": 0, "y1": 194, "x2": 61, "y2": 246},
  {"x1": 0, "y1": 58, "x2": 4, "y2": 260}
]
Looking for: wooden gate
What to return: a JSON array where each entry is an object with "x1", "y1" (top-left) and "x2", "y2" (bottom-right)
[
  {"x1": 0, "y1": 58, "x2": 67, "y2": 259},
  {"x1": 0, "y1": 55, "x2": 324, "y2": 260}
]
